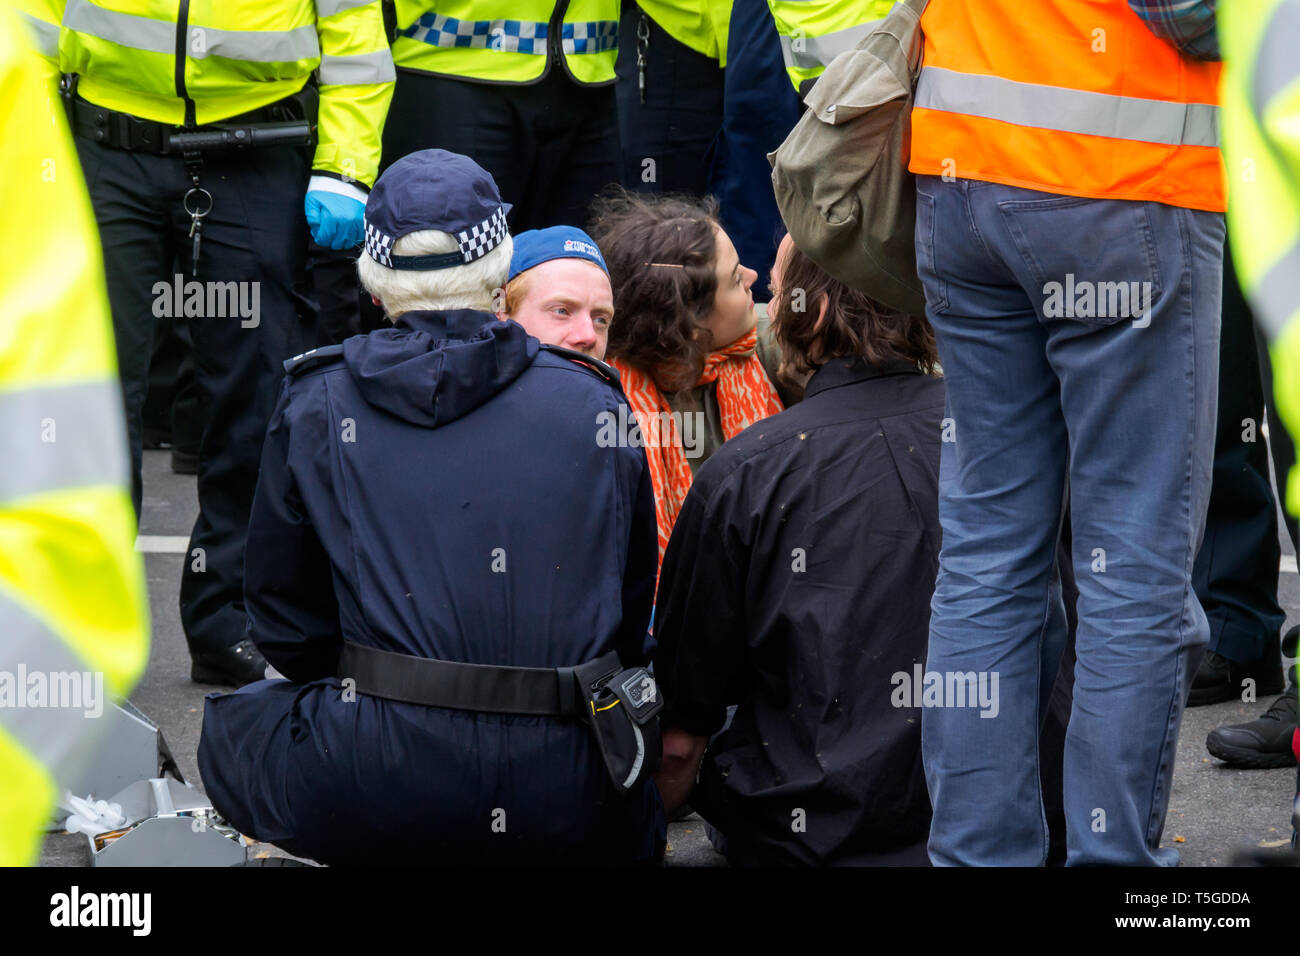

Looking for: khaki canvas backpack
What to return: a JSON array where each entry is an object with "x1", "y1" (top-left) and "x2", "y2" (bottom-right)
[{"x1": 769, "y1": 0, "x2": 929, "y2": 317}]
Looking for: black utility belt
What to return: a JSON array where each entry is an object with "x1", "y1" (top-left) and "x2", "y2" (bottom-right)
[
  {"x1": 64, "y1": 91, "x2": 315, "y2": 155},
  {"x1": 338, "y1": 640, "x2": 663, "y2": 795}
]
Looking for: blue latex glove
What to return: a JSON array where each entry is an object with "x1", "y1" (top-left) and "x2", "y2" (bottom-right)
[{"x1": 305, "y1": 189, "x2": 365, "y2": 250}]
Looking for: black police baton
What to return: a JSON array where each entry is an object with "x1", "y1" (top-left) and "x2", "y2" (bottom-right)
[{"x1": 167, "y1": 120, "x2": 316, "y2": 153}]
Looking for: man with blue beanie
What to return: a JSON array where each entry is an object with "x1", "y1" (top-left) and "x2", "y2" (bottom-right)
[{"x1": 498, "y1": 226, "x2": 615, "y2": 360}]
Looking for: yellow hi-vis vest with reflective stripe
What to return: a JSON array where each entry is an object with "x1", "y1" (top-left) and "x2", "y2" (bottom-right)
[
  {"x1": 1222, "y1": 0, "x2": 1300, "y2": 517},
  {"x1": 15, "y1": 0, "x2": 395, "y2": 188},
  {"x1": 767, "y1": 0, "x2": 897, "y2": 95},
  {"x1": 391, "y1": 0, "x2": 620, "y2": 86},
  {"x1": 632, "y1": 0, "x2": 733, "y2": 66},
  {"x1": 0, "y1": 6, "x2": 150, "y2": 867},
  {"x1": 909, "y1": 0, "x2": 1225, "y2": 213}
]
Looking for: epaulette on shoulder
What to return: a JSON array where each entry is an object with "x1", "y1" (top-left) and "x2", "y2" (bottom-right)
[
  {"x1": 283, "y1": 344, "x2": 345, "y2": 377},
  {"x1": 539, "y1": 344, "x2": 622, "y2": 387}
]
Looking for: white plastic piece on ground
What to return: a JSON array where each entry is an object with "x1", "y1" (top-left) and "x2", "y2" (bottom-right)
[{"x1": 63, "y1": 792, "x2": 126, "y2": 836}]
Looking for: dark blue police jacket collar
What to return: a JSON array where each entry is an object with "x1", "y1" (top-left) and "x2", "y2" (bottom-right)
[
  {"x1": 343, "y1": 307, "x2": 539, "y2": 428},
  {"x1": 803, "y1": 354, "x2": 925, "y2": 401},
  {"x1": 394, "y1": 308, "x2": 500, "y2": 340}
]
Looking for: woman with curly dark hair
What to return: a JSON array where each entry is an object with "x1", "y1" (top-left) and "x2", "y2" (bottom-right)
[{"x1": 589, "y1": 192, "x2": 792, "y2": 570}]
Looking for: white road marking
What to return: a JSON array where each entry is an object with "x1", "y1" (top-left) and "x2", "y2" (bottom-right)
[{"x1": 134, "y1": 535, "x2": 190, "y2": 554}]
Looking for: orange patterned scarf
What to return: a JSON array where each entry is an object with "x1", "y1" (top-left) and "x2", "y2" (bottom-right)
[{"x1": 611, "y1": 327, "x2": 784, "y2": 578}]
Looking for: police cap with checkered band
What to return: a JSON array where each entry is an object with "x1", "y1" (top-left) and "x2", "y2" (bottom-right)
[{"x1": 363, "y1": 149, "x2": 512, "y2": 271}]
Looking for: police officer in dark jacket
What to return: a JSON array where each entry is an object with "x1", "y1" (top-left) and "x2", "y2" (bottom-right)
[{"x1": 198, "y1": 150, "x2": 663, "y2": 866}]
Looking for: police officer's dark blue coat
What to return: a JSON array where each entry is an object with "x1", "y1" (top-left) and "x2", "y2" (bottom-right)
[{"x1": 198, "y1": 308, "x2": 663, "y2": 866}]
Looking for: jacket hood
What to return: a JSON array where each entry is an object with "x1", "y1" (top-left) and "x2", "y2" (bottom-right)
[{"x1": 342, "y1": 309, "x2": 539, "y2": 427}]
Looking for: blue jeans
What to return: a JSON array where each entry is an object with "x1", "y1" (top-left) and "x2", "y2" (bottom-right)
[{"x1": 914, "y1": 176, "x2": 1224, "y2": 866}]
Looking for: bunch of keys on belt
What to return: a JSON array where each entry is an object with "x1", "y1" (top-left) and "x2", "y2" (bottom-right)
[
  {"x1": 183, "y1": 184, "x2": 213, "y2": 279},
  {"x1": 636, "y1": 12, "x2": 650, "y2": 104}
]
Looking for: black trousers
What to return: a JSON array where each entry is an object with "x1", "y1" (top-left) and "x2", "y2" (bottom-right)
[
  {"x1": 307, "y1": 241, "x2": 384, "y2": 344},
  {"x1": 74, "y1": 137, "x2": 320, "y2": 655},
  {"x1": 381, "y1": 66, "x2": 620, "y2": 231},
  {"x1": 142, "y1": 312, "x2": 202, "y2": 455},
  {"x1": 1192, "y1": 248, "x2": 1287, "y2": 665},
  {"x1": 613, "y1": 4, "x2": 723, "y2": 197}
]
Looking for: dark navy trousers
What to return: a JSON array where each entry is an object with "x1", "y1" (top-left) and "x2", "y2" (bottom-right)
[{"x1": 74, "y1": 136, "x2": 320, "y2": 655}]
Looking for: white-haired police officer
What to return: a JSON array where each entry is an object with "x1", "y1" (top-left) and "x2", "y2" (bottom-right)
[{"x1": 198, "y1": 150, "x2": 665, "y2": 865}]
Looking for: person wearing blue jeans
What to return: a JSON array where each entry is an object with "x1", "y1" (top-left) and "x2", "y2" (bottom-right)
[{"x1": 914, "y1": 175, "x2": 1225, "y2": 866}]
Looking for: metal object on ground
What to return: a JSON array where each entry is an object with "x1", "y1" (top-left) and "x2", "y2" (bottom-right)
[
  {"x1": 87, "y1": 778, "x2": 246, "y2": 867},
  {"x1": 62, "y1": 700, "x2": 185, "y2": 805}
]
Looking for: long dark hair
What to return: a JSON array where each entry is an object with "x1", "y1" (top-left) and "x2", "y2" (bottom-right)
[
  {"x1": 770, "y1": 242, "x2": 938, "y2": 383},
  {"x1": 589, "y1": 191, "x2": 723, "y2": 393}
]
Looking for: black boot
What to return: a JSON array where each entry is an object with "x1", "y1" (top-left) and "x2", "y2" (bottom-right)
[
  {"x1": 1205, "y1": 689, "x2": 1297, "y2": 769},
  {"x1": 191, "y1": 639, "x2": 269, "y2": 687},
  {"x1": 1189, "y1": 650, "x2": 1284, "y2": 706}
]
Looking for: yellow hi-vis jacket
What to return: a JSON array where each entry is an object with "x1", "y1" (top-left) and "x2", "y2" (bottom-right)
[
  {"x1": 1222, "y1": 0, "x2": 1300, "y2": 517},
  {"x1": 16, "y1": 0, "x2": 394, "y2": 188},
  {"x1": 391, "y1": 0, "x2": 620, "y2": 85},
  {"x1": 0, "y1": 5, "x2": 150, "y2": 867},
  {"x1": 632, "y1": 0, "x2": 733, "y2": 66},
  {"x1": 767, "y1": 0, "x2": 897, "y2": 95}
]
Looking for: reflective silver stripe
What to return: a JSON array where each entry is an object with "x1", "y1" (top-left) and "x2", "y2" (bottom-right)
[
  {"x1": 0, "y1": 588, "x2": 105, "y2": 785},
  {"x1": 318, "y1": 49, "x2": 396, "y2": 85},
  {"x1": 1253, "y1": 0, "x2": 1300, "y2": 115},
  {"x1": 63, "y1": 0, "x2": 320, "y2": 63},
  {"x1": 19, "y1": 11, "x2": 61, "y2": 59},
  {"x1": 193, "y1": 24, "x2": 320, "y2": 63},
  {"x1": 316, "y1": 0, "x2": 377, "y2": 17},
  {"x1": 915, "y1": 66, "x2": 1220, "y2": 148},
  {"x1": 778, "y1": 19, "x2": 880, "y2": 73},
  {"x1": 63, "y1": 0, "x2": 174, "y2": 56},
  {"x1": 0, "y1": 381, "x2": 129, "y2": 504},
  {"x1": 1253, "y1": 237, "x2": 1300, "y2": 341}
]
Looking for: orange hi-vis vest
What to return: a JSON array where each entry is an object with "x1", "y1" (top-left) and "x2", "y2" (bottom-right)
[{"x1": 908, "y1": 0, "x2": 1226, "y2": 213}]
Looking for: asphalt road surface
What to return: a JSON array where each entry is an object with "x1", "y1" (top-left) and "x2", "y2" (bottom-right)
[{"x1": 39, "y1": 450, "x2": 1300, "y2": 867}]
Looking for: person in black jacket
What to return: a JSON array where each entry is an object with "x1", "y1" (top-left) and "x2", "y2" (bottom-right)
[
  {"x1": 198, "y1": 150, "x2": 663, "y2": 866},
  {"x1": 651, "y1": 235, "x2": 944, "y2": 865}
]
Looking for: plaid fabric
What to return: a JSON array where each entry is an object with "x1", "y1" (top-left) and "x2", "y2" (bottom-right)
[
  {"x1": 400, "y1": 14, "x2": 618, "y2": 55},
  {"x1": 1127, "y1": 0, "x2": 1220, "y2": 60},
  {"x1": 363, "y1": 206, "x2": 507, "y2": 267},
  {"x1": 456, "y1": 206, "x2": 509, "y2": 263},
  {"x1": 560, "y1": 20, "x2": 619, "y2": 54},
  {"x1": 364, "y1": 219, "x2": 395, "y2": 267},
  {"x1": 400, "y1": 14, "x2": 546, "y2": 53}
]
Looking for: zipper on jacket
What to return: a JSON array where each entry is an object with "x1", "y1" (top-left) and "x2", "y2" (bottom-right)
[
  {"x1": 544, "y1": 0, "x2": 571, "y2": 83},
  {"x1": 175, "y1": 0, "x2": 197, "y2": 126}
]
